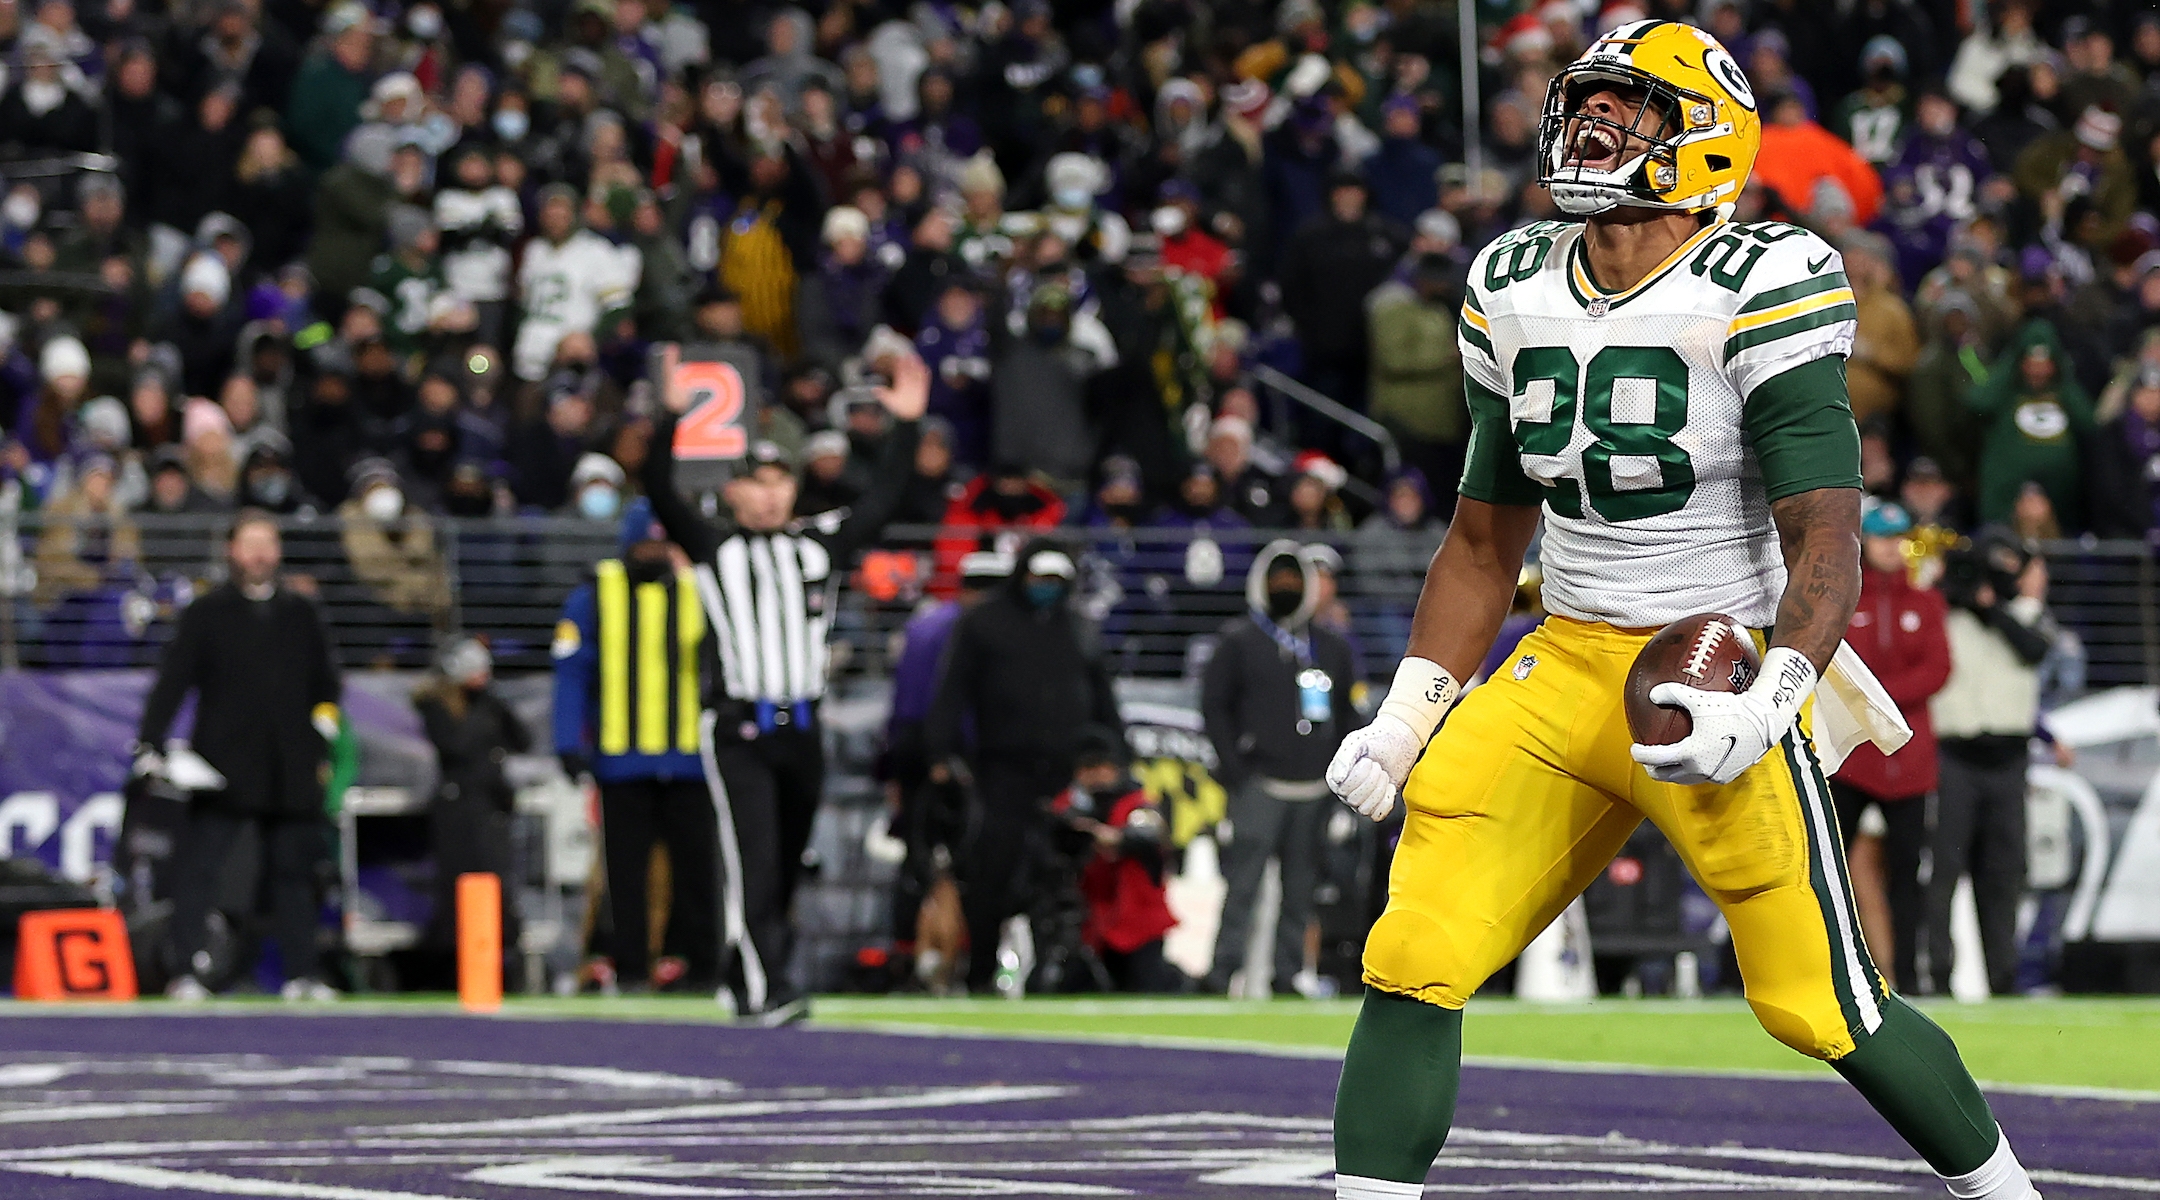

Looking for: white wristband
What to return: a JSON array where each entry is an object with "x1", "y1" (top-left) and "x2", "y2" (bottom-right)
[
  {"x1": 1376, "y1": 657, "x2": 1461, "y2": 744},
  {"x1": 1754, "y1": 646, "x2": 1818, "y2": 723}
]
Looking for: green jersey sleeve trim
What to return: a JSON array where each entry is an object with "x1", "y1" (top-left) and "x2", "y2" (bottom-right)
[
  {"x1": 1737, "y1": 270, "x2": 1853, "y2": 314},
  {"x1": 1457, "y1": 315, "x2": 1495, "y2": 359},
  {"x1": 1744, "y1": 354, "x2": 1863, "y2": 502},
  {"x1": 1458, "y1": 377, "x2": 1544, "y2": 507},
  {"x1": 1725, "y1": 301, "x2": 1859, "y2": 362}
]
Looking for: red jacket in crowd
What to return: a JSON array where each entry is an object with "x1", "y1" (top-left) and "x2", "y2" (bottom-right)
[
  {"x1": 1834, "y1": 564, "x2": 1952, "y2": 799},
  {"x1": 929, "y1": 475, "x2": 1067, "y2": 596},
  {"x1": 1056, "y1": 785, "x2": 1178, "y2": 956}
]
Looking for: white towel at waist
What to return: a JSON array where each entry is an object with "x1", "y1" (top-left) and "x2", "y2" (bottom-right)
[{"x1": 1810, "y1": 640, "x2": 1914, "y2": 776}]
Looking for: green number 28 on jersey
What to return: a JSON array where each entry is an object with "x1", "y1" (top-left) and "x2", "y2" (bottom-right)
[{"x1": 1511, "y1": 345, "x2": 1695, "y2": 522}]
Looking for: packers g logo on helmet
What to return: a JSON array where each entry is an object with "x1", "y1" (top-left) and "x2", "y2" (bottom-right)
[{"x1": 1537, "y1": 20, "x2": 1762, "y2": 218}]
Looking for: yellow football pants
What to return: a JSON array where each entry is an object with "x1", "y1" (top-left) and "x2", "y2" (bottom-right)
[{"x1": 1364, "y1": 616, "x2": 1889, "y2": 1062}]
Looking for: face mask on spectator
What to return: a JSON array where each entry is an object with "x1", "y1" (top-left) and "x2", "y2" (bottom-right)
[
  {"x1": 1150, "y1": 206, "x2": 1187, "y2": 237},
  {"x1": 579, "y1": 483, "x2": 621, "y2": 521},
  {"x1": 1025, "y1": 579, "x2": 1068, "y2": 609},
  {"x1": 493, "y1": 108, "x2": 529, "y2": 142},
  {"x1": 1052, "y1": 186, "x2": 1092, "y2": 211},
  {"x1": 362, "y1": 485, "x2": 405, "y2": 522},
  {"x1": 253, "y1": 472, "x2": 292, "y2": 506}
]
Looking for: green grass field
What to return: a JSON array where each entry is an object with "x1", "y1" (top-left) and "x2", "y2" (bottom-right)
[{"x1": 59, "y1": 992, "x2": 2158, "y2": 1095}]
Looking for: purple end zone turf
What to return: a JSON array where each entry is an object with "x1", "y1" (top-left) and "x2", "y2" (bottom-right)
[{"x1": 0, "y1": 1013, "x2": 2151, "y2": 1198}]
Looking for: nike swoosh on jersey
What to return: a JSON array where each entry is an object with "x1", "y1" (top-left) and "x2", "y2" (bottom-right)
[{"x1": 1806, "y1": 253, "x2": 1833, "y2": 273}]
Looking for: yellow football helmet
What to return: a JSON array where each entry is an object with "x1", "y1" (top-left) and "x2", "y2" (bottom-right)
[{"x1": 1537, "y1": 20, "x2": 1761, "y2": 218}]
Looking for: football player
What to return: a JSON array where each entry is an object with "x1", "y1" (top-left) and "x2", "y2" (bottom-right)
[{"x1": 1325, "y1": 22, "x2": 2041, "y2": 1200}]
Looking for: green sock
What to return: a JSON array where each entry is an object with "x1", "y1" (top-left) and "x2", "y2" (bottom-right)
[
  {"x1": 1333, "y1": 986, "x2": 1464, "y2": 1183},
  {"x1": 1832, "y1": 993, "x2": 2001, "y2": 1175}
]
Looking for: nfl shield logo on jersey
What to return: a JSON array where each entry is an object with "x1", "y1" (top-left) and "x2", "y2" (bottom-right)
[
  {"x1": 1513, "y1": 654, "x2": 1538, "y2": 680},
  {"x1": 1585, "y1": 297, "x2": 1610, "y2": 317}
]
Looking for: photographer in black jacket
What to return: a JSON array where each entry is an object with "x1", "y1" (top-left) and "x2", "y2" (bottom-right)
[
  {"x1": 1927, "y1": 529, "x2": 2059, "y2": 995},
  {"x1": 136, "y1": 512, "x2": 342, "y2": 1001},
  {"x1": 924, "y1": 541, "x2": 1124, "y2": 993},
  {"x1": 1199, "y1": 540, "x2": 1362, "y2": 996}
]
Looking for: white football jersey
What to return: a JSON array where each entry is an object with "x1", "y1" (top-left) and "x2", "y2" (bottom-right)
[{"x1": 1456, "y1": 218, "x2": 1860, "y2": 627}]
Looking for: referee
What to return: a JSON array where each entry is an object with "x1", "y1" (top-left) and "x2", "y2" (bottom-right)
[{"x1": 642, "y1": 354, "x2": 928, "y2": 1021}]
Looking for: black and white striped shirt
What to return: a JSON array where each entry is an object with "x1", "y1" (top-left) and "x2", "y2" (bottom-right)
[{"x1": 644, "y1": 415, "x2": 920, "y2": 710}]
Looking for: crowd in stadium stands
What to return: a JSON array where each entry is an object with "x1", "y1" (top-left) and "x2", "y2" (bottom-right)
[
  {"x1": 1, "y1": 0, "x2": 2158, "y2": 603},
  {"x1": 0, "y1": 0, "x2": 2128, "y2": 998}
]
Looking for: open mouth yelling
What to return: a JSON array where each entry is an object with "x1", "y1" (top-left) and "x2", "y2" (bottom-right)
[{"x1": 1568, "y1": 125, "x2": 1623, "y2": 171}]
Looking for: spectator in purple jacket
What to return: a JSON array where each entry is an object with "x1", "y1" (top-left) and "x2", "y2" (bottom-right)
[{"x1": 914, "y1": 277, "x2": 994, "y2": 471}]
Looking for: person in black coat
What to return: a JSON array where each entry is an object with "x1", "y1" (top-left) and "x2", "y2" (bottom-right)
[
  {"x1": 1277, "y1": 168, "x2": 1408, "y2": 418},
  {"x1": 135, "y1": 512, "x2": 343, "y2": 999},
  {"x1": 924, "y1": 539, "x2": 1124, "y2": 991},
  {"x1": 413, "y1": 638, "x2": 530, "y2": 979}
]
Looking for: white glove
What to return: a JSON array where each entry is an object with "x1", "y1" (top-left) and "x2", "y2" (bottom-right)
[
  {"x1": 1326, "y1": 713, "x2": 1424, "y2": 820},
  {"x1": 1327, "y1": 657, "x2": 1462, "y2": 820},
  {"x1": 1630, "y1": 647, "x2": 1817, "y2": 786},
  {"x1": 130, "y1": 745, "x2": 165, "y2": 780}
]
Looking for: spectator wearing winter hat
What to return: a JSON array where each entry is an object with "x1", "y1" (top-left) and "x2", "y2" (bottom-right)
[
  {"x1": 914, "y1": 278, "x2": 993, "y2": 470},
  {"x1": 1286, "y1": 452, "x2": 1352, "y2": 533},
  {"x1": 1367, "y1": 252, "x2": 1466, "y2": 516},
  {"x1": 1353, "y1": 467, "x2": 1445, "y2": 655},
  {"x1": 890, "y1": 416, "x2": 962, "y2": 527},
  {"x1": 0, "y1": 26, "x2": 98, "y2": 158},
  {"x1": 362, "y1": 206, "x2": 471, "y2": 360},
  {"x1": 2013, "y1": 107, "x2": 2136, "y2": 257},
  {"x1": 1279, "y1": 167, "x2": 1406, "y2": 422},
  {"x1": 239, "y1": 433, "x2": 313, "y2": 515},
  {"x1": 1842, "y1": 232, "x2": 1921, "y2": 430},
  {"x1": 285, "y1": 1, "x2": 378, "y2": 172},
  {"x1": 138, "y1": 445, "x2": 219, "y2": 516},
  {"x1": 566, "y1": 451, "x2": 625, "y2": 522},
  {"x1": 988, "y1": 281, "x2": 1102, "y2": 491},
  {"x1": 793, "y1": 429, "x2": 860, "y2": 519},
  {"x1": 1204, "y1": 414, "x2": 1287, "y2": 526},
  {"x1": 338, "y1": 455, "x2": 452, "y2": 617},
  {"x1": 181, "y1": 396, "x2": 239, "y2": 505},
  {"x1": 32, "y1": 451, "x2": 139, "y2": 609},
  {"x1": 1188, "y1": 78, "x2": 1270, "y2": 261},
  {"x1": 1755, "y1": 91, "x2": 1883, "y2": 226},
  {"x1": 797, "y1": 206, "x2": 892, "y2": 372},
  {"x1": 1832, "y1": 36, "x2": 1912, "y2": 167},
  {"x1": 1969, "y1": 320, "x2": 2096, "y2": 530},
  {"x1": 157, "y1": 253, "x2": 241, "y2": 396},
  {"x1": 1364, "y1": 96, "x2": 1441, "y2": 227},
  {"x1": 19, "y1": 334, "x2": 92, "y2": 465},
  {"x1": 1152, "y1": 179, "x2": 1233, "y2": 300}
]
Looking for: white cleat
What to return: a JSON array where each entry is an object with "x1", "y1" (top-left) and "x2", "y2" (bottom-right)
[{"x1": 165, "y1": 975, "x2": 212, "y2": 1003}]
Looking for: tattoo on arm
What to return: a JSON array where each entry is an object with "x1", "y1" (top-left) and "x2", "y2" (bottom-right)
[{"x1": 1770, "y1": 487, "x2": 1862, "y2": 674}]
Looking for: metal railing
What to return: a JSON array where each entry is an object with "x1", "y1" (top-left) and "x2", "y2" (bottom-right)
[{"x1": 1, "y1": 509, "x2": 2150, "y2": 688}]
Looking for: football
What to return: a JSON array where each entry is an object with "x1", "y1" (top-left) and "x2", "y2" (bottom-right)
[{"x1": 1624, "y1": 613, "x2": 1763, "y2": 747}]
